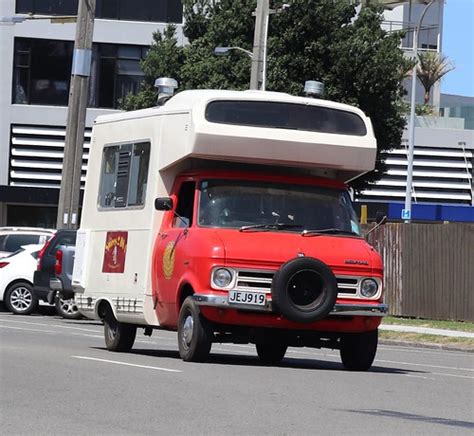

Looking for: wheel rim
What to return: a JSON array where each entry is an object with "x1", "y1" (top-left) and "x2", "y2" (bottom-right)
[
  {"x1": 10, "y1": 286, "x2": 33, "y2": 312},
  {"x1": 181, "y1": 313, "x2": 194, "y2": 351},
  {"x1": 106, "y1": 318, "x2": 118, "y2": 341},
  {"x1": 58, "y1": 298, "x2": 78, "y2": 315}
]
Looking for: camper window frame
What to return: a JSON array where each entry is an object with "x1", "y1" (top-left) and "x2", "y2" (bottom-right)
[{"x1": 97, "y1": 139, "x2": 151, "y2": 212}]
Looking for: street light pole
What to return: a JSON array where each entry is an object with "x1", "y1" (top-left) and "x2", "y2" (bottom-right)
[
  {"x1": 250, "y1": 0, "x2": 269, "y2": 90},
  {"x1": 403, "y1": 0, "x2": 435, "y2": 223},
  {"x1": 57, "y1": 0, "x2": 96, "y2": 229}
]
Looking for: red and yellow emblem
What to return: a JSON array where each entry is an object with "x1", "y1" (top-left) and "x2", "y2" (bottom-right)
[
  {"x1": 102, "y1": 231, "x2": 128, "y2": 273},
  {"x1": 163, "y1": 240, "x2": 176, "y2": 280}
]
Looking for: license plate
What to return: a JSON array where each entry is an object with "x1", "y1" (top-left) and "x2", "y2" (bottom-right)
[{"x1": 228, "y1": 290, "x2": 266, "y2": 306}]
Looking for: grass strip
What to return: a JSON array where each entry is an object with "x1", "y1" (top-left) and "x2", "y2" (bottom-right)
[
  {"x1": 380, "y1": 331, "x2": 474, "y2": 350},
  {"x1": 382, "y1": 316, "x2": 474, "y2": 333}
]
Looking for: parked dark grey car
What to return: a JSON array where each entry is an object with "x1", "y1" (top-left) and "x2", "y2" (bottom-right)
[{"x1": 33, "y1": 229, "x2": 80, "y2": 319}]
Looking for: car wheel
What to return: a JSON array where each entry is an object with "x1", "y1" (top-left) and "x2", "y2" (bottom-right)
[
  {"x1": 340, "y1": 329, "x2": 378, "y2": 371},
  {"x1": 256, "y1": 342, "x2": 287, "y2": 365},
  {"x1": 103, "y1": 311, "x2": 136, "y2": 352},
  {"x1": 5, "y1": 282, "x2": 38, "y2": 315},
  {"x1": 177, "y1": 296, "x2": 212, "y2": 362},
  {"x1": 55, "y1": 296, "x2": 81, "y2": 320}
]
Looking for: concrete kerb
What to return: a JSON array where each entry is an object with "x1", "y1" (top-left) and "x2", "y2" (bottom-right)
[
  {"x1": 379, "y1": 324, "x2": 474, "y2": 339},
  {"x1": 379, "y1": 324, "x2": 474, "y2": 353}
]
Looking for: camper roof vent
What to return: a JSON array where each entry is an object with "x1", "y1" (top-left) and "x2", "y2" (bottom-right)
[
  {"x1": 304, "y1": 80, "x2": 324, "y2": 98},
  {"x1": 154, "y1": 77, "x2": 178, "y2": 106}
]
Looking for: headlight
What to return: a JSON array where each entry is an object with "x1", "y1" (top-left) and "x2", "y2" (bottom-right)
[
  {"x1": 212, "y1": 268, "x2": 233, "y2": 288},
  {"x1": 360, "y1": 278, "x2": 379, "y2": 298}
]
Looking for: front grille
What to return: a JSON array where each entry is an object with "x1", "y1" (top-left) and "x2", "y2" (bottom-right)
[
  {"x1": 336, "y1": 277, "x2": 358, "y2": 295},
  {"x1": 235, "y1": 270, "x2": 274, "y2": 292},
  {"x1": 232, "y1": 269, "x2": 360, "y2": 296}
]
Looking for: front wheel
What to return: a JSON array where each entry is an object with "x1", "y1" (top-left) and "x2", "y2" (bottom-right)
[
  {"x1": 177, "y1": 297, "x2": 212, "y2": 362},
  {"x1": 256, "y1": 342, "x2": 287, "y2": 365},
  {"x1": 5, "y1": 282, "x2": 38, "y2": 315},
  {"x1": 340, "y1": 329, "x2": 378, "y2": 371},
  {"x1": 104, "y1": 312, "x2": 137, "y2": 352},
  {"x1": 55, "y1": 295, "x2": 81, "y2": 319}
]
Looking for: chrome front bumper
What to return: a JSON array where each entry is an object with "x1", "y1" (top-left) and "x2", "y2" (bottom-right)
[{"x1": 193, "y1": 294, "x2": 388, "y2": 317}]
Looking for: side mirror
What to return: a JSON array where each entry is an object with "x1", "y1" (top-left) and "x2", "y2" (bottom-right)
[
  {"x1": 375, "y1": 211, "x2": 386, "y2": 225},
  {"x1": 155, "y1": 197, "x2": 173, "y2": 211}
]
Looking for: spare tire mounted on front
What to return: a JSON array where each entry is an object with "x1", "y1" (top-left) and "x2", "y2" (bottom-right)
[{"x1": 271, "y1": 257, "x2": 338, "y2": 323}]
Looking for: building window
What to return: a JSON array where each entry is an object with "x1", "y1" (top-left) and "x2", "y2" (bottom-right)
[
  {"x1": 12, "y1": 38, "x2": 146, "y2": 109},
  {"x1": 16, "y1": 0, "x2": 78, "y2": 16},
  {"x1": 89, "y1": 44, "x2": 147, "y2": 109},
  {"x1": 17, "y1": 0, "x2": 183, "y2": 23},
  {"x1": 12, "y1": 38, "x2": 73, "y2": 106},
  {"x1": 98, "y1": 142, "x2": 151, "y2": 209}
]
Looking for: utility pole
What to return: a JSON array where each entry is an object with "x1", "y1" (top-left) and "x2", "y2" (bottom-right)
[
  {"x1": 403, "y1": 0, "x2": 435, "y2": 223},
  {"x1": 57, "y1": 0, "x2": 96, "y2": 229},
  {"x1": 250, "y1": 0, "x2": 269, "y2": 90}
]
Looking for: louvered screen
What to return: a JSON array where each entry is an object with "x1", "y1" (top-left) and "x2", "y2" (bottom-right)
[
  {"x1": 9, "y1": 124, "x2": 91, "y2": 189},
  {"x1": 359, "y1": 145, "x2": 473, "y2": 205}
]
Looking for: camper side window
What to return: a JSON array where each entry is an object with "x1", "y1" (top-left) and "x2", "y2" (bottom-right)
[{"x1": 98, "y1": 142, "x2": 151, "y2": 209}]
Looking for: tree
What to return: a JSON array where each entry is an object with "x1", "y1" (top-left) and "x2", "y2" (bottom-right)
[
  {"x1": 416, "y1": 51, "x2": 454, "y2": 105},
  {"x1": 122, "y1": 0, "x2": 412, "y2": 190}
]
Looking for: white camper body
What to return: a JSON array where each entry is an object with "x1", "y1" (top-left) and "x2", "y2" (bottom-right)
[{"x1": 72, "y1": 89, "x2": 377, "y2": 328}]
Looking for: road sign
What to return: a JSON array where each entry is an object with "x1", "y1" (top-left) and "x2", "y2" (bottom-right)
[{"x1": 401, "y1": 209, "x2": 411, "y2": 220}]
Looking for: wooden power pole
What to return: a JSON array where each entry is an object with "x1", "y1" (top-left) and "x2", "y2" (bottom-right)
[{"x1": 57, "y1": 0, "x2": 96, "y2": 229}]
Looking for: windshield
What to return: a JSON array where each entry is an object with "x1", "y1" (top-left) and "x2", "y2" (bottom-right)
[{"x1": 198, "y1": 179, "x2": 361, "y2": 236}]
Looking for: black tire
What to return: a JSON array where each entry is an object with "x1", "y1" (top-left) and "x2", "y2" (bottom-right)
[
  {"x1": 340, "y1": 329, "x2": 378, "y2": 371},
  {"x1": 5, "y1": 281, "x2": 38, "y2": 315},
  {"x1": 104, "y1": 311, "x2": 137, "y2": 352},
  {"x1": 177, "y1": 296, "x2": 212, "y2": 362},
  {"x1": 272, "y1": 257, "x2": 338, "y2": 323},
  {"x1": 55, "y1": 295, "x2": 81, "y2": 319},
  {"x1": 256, "y1": 342, "x2": 287, "y2": 365}
]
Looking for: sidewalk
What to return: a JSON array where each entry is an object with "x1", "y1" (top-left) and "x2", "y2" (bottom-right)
[{"x1": 380, "y1": 324, "x2": 474, "y2": 339}]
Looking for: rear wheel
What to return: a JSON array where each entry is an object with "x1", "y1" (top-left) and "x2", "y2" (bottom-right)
[
  {"x1": 177, "y1": 297, "x2": 212, "y2": 362},
  {"x1": 5, "y1": 282, "x2": 38, "y2": 315},
  {"x1": 104, "y1": 311, "x2": 136, "y2": 352},
  {"x1": 256, "y1": 342, "x2": 287, "y2": 365},
  {"x1": 340, "y1": 329, "x2": 378, "y2": 371},
  {"x1": 55, "y1": 295, "x2": 81, "y2": 319}
]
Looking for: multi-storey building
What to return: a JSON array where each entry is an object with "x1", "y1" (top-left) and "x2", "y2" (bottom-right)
[
  {"x1": 358, "y1": 0, "x2": 474, "y2": 219},
  {"x1": 0, "y1": 0, "x2": 184, "y2": 226}
]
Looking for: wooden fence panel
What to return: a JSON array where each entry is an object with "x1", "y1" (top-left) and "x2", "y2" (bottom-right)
[{"x1": 366, "y1": 223, "x2": 473, "y2": 322}]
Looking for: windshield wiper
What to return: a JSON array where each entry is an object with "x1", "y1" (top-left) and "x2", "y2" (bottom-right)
[
  {"x1": 240, "y1": 223, "x2": 303, "y2": 232},
  {"x1": 301, "y1": 228, "x2": 359, "y2": 237}
]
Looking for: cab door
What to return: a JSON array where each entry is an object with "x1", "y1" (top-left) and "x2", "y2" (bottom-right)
[{"x1": 153, "y1": 180, "x2": 196, "y2": 326}]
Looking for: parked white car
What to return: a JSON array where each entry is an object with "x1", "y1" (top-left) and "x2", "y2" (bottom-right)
[
  {"x1": 0, "y1": 227, "x2": 54, "y2": 259},
  {"x1": 0, "y1": 244, "x2": 44, "y2": 314}
]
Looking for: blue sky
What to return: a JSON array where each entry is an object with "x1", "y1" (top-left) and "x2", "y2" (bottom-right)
[{"x1": 441, "y1": 0, "x2": 474, "y2": 96}]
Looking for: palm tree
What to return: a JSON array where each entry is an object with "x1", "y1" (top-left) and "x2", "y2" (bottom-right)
[{"x1": 416, "y1": 52, "x2": 454, "y2": 105}]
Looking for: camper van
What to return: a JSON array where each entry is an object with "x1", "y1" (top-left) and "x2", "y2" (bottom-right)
[{"x1": 72, "y1": 85, "x2": 387, "y2": 371}]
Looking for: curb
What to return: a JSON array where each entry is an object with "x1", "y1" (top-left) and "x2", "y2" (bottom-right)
[{"x1": 379, "y1": 339, "x2": 474, "y2": 353}]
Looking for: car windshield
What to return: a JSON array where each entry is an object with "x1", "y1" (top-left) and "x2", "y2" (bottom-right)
[{"x1": 197, "y1": 179, "x2": 361, "y2": 236}]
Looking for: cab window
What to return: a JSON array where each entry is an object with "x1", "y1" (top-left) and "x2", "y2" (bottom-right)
[{"x1": 173, "y1": 182, "x2": 195, "y2": 228}]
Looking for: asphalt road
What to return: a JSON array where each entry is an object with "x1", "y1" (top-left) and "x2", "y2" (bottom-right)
[{"x1": 0, "y1": 308, "x2": 473, "y2": 436}]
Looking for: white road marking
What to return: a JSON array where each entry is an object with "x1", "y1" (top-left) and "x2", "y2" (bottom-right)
[
  {"x1": 430, "y1": 372, "x2": 474, "y2": 380},
  {"x1": 403, "y1": 374, "x2": 435, "y2": 380},
  {"x1": 378, "y1": 344, "x2": 470, "y2": 357},
  {"x1": 71, "y1": 355, "x2": 181, "y2": 373},
  {"x1": 0, "y1": 324, "x2": 103, "y2": 339},
  {"x1": 375, "y1": 358, "x2": 474, "y2": 372},
  {"x1": 0, "y1": 318, "x2": 100, "y2": 332}
]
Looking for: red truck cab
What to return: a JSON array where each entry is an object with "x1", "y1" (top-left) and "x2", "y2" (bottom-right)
[{"x1": 152, "y1": 170, "x2": 385, "y2": 369}]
